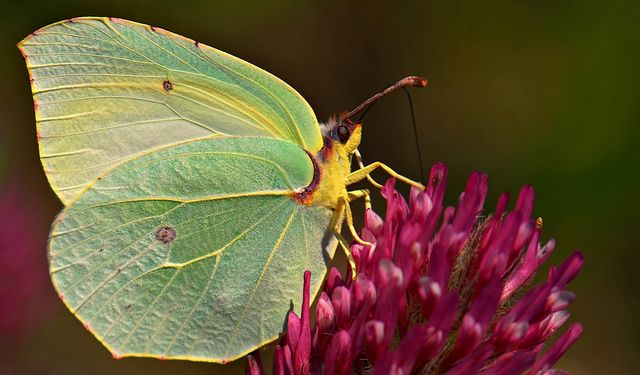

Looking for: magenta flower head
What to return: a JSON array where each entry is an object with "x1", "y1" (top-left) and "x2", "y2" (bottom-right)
[{"x1": 246, "y1": 162, "x2": 583, "y2": 375}]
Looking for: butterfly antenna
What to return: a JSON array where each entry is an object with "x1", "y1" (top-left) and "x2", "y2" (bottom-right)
[
  {"x1": 346, "y1": 76, "x2": 427, "y2": 123},
  {"x1": 402, "y1": 87, "x2": 427, "y2": 184}
]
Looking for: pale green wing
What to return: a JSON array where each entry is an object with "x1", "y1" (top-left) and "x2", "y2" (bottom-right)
[
  {"x1": 49, "y1": 137, "x2": 335, "y2": 362},
  {"x1": 18, "y1": 17, "x2": 322, "y2": 204}
]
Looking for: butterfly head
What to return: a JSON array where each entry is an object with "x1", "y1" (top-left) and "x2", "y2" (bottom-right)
[
  {"x1": 309, "y1": 77, "x2": 426, "y2": 207},
  {"x1": 309, "y1": 114, "x2": 362, "y2": 208},
  {"x1": 319, "y1": 76, "x2": 426, "y2": 161},
  {"x1": 320, "y1": 112, "x2": 362, "y2": 159}
]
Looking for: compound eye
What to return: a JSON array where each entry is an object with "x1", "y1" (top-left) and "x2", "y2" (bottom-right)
[{"x1": 336, "y1": 124, "x2": 351, "y2": 143}]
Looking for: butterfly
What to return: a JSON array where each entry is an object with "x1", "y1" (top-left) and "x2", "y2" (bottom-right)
[{"x1": 18, "y1": 17, "x2": 425, "y2": 363}]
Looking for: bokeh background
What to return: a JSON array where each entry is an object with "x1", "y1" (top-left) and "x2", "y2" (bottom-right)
[{"x1": 1, "y1": 1, "x2": 638, "y2": 374}]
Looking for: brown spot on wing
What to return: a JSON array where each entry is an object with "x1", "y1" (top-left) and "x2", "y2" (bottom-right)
[
  {"x1": 155, "y1": 226, "x2": 177, "y2": 244},
  {"x1": 163, "y1": 80, "x2": 173, "y2": 91}
]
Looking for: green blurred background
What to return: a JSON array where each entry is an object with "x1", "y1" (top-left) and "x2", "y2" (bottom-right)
[{"x1": 1, "y1": 1, "x2": 638, "y2": 374}]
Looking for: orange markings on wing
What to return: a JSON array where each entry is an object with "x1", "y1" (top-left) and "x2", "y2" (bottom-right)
[{"x1": 292, "y1": 149, "x2": 322, "y2": 205}]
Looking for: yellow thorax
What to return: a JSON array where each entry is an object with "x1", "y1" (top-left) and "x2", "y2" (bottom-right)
[{"x1": 312, "y1": 123, "x2": 362, "y2": 208}]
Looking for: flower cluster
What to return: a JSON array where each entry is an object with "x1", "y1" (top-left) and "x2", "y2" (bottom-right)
[{"x1": 247, "y1": 162, "x2": 583, "y2": 374}]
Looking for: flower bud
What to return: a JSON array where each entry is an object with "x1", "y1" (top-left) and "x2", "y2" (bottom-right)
[
  {"x1": 546, "y1": 290, "x2": 575, "y2": 313},
  {"x1": 326, "y1": 267, "x2": 344, "y2": 293},
  {"x1": 352, "y1": 276, "x2": 376, "y2": 312},
  {"x1": 286, "y1": 311, "x2": 300, "y2": 350},
  {"x1": 548, "y1": 252, "x2": 584, "y2": 290},
  {"x1": 324, "y1": 330, "x2": 353, "y2": 375},
  {"x1": 246, "y1": 353, "x2": 265, "y2": 375},
  {"x1": 273, "y1": 346, "x2": 285, "y2": 375},
  {"x1": 529, "y1": 323, "x2": 583, "y2": 374},
  {"x1": 364, "y1": 320, "x2": 385, "y2": 364},
  {"x1": 315, "y1": 292, "x2": 335, "y2": 333},
  {"x1": 331, "y1": 286, "x2": 352, "y2": 329}
]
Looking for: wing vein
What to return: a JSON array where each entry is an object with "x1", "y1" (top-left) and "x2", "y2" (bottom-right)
[
  {"x1": 119, "y1": 269, "x2": 181, "y2": 349},
  {"x1": 222, "y1": 204, "x2": 299, "y2": 355},
  {"x1": 163, "y1": 256, "x2": 220, "y2": 353},
  {"x1": 39, "y1": 117, "x2": 183, "y2": 139}
]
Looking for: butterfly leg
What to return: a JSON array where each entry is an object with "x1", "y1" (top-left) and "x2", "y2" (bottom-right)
[
  {"x1": 330, "y1": 191, "x2": 375, "y2": 279},
  {"x1": 335, "y1": 232, "x2": 358, "y2": 279},
  {"x1": 342, "y1": 196, "x2": 373, "y2": 247},
  {"x1": 329, "y1": 201, "x2": 358, "y2": 278},
  {"x1": 354, "y1": 149, "x2": 383, "y2": 188},
  {"x1": 346, "y1": 161, "x2": 426, "y2": 191},
  {"x1": 347, "y1": 188, "x2": 372, "y2": 210}
]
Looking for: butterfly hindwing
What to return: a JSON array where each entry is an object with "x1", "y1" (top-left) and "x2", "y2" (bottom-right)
[{"x1": 48, "y1": 137, "x2": 335, "y2": 361}]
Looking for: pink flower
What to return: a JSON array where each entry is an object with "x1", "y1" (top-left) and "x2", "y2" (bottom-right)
[{"x1": 247, "y1": 162, "x2": 583, "y2": 374}]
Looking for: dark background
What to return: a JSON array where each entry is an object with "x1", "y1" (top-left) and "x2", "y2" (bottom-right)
[{"x1": 1, "y1": 1, "x2": 638, "y2": 374}]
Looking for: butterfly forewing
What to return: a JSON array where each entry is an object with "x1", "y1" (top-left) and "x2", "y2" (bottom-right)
[{"x1": 19, "y1": 17, "x2": 322, "y2": 204}]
